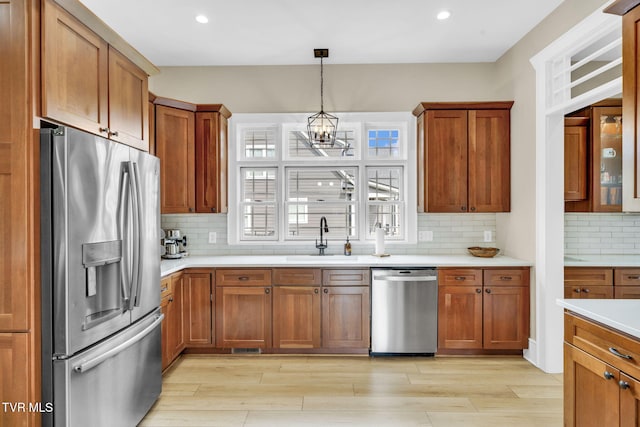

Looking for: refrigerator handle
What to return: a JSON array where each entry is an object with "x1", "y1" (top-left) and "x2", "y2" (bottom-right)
[
  {"x1": 73, "y1": 313, "x2": 164, "y2": 373},
  {"x1": 118, "y1": 167, "x2": 131, "y2": 307},
  {"x1": 129, "y1": 161, "x2": 143, "y2": 308}
]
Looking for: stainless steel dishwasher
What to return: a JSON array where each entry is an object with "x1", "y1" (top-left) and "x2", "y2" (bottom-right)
[{"x1": 370, "y1": 268, "x2": 438, "y2": 356}]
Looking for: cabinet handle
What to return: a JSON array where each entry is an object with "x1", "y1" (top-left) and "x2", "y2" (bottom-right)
[
  {"x1": 628, "y1": 275, "x2": 640, "y2": 280},
  {"x1": 160, "y1": 286, "x2": 168, "y2": 292},
  {"x1": 470, "y1": 207, "x2": 476, "y2": 212},
  {"x1": 238, "y1": 276, "x2": 249, "y2": 281},
  {"x1": 604, "y1": 371, "x2": 615, "y2": 380},
  {"x1": 211, "y1": 208, "x2": 217, "y2": 213},
  {"x1": 500, "y1": 276, "x2": 513, "y2": 281},
  {"x1": 189, "y1": 207, "x2": 194, "y2": 212},
  {"x1": 609, "y1": 347, "x2": 633, "y2": 360},
  {"x1": 461, "y1": 206, "x2": 466, "y2": 211},
  {"x1": 582, "y1": 288, "x2": 590, "y2": 293},
  {"x1": 168, "y1": 297, "x2": 173, "y2": 302},
  {"x1": 314, "y1": 288, "x2": 319, "y2": 294},
  {"x1": 573, "y1": 289, "x2": 582, "y2": 293},
  {"x1": 323, "y1": 288, "x2": 329, "y2": 294},
  {"x1": 99, "y1": 127, "x2": 110, "y2": 134},
  {"x1": 485, "y1": 288, "x2": 492, "y2": 294},
  {"x1": 454, "y1": 276, "x2": 466, "y2": 281},
  {"x1": 265, "y1": 288, "x2": 270, "y2": 294},
  {"x1": 476, "y1": 288, "x2": 482, "y2": 294},
  {"x1": 110, "y1": 131, "x2": 119, "y2": 137},
  {"x1": 620, "y1": 381, "x2": 631, "y2": 390}
]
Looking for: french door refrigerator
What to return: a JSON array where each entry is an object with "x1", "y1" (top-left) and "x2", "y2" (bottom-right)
[{"x1": 40, "y1": 125, "x2": 162, "y2": 427}]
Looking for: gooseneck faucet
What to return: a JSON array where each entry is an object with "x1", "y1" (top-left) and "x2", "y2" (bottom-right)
[{"x1": 316, "y1": 216, "x2": 329, "y2": 255}]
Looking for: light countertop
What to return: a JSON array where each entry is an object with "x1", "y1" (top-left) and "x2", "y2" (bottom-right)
[
  {"x1": 161, "y1": 254, "x2": 532, "y2": 277},
  {"x1": 564, "y1": 254, "x2": 640, "y2": 267},
  {"x1": 557, "y1": 299, "x2": 640, "y2": 340}
]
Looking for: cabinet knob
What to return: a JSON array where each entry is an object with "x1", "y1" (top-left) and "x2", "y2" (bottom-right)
[
  {"x1": 110, "y1": 130, "x2": 119, "y2": 137},
  {"x1": 470, "y1": 207, "x2": 476, "y2": 212},
  {"x1": 485, "y1": 288, "x2": 492, "y2": 294},
  {"x1": 620, "y1": 381, "x2": 631, "y2": 390},
  {"x1": 265, "y1": 288, "x2": 270, "y2": 294},
  {"x1": 211, "y1": 208, "x2": 217, "y2": 213},
  {"x1": 609, "y1": 347, "x2": 633, "y2": 360},
  {"x1": 573, "y1": 289, "x2": 582, "y2": 293},
  {"x1": 314, "y1": 288, "x2": 319, "y2": 294},
  {"x1": 189, "y1": 207, "x2": 194, "y2": 212},
  {"x1": 323, "y1": 288, "x2": 329, "y2": 294},
  {"x1": 461, "y1": 206, "x2": 466, "y2": 211},
  {"x1": 604, "y1": 371, "x2": 615, "y2": 380},
  {"x1": 582, "y1": 288, "x2": 590, "y2": 293},
  {"x1": 168, "y1": 297, "x2": 174, "y2": 302},
  {"x1": 475, "y1": 289, "x2": 482, "y2": 294},
  {"x1": 99, "y1": 127, "x2": 110, "y2": 134}
]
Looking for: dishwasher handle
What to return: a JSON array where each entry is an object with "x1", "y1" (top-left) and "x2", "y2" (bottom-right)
[{"x1": 373, "y1": 274, "x2": 437, "y2": 282}]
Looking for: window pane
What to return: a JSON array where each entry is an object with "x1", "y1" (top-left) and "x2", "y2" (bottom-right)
[
  {"x1": 368, "y1": 203, "x2": 403, "y2": 239},
  {"x1": 368, "y1": 129, "x2": 400, "y2": 157},
  {"x1": 287, "y1": 168, "x2": 358, "y2": 202},
  {"x1": 242, "y1": 203, "x2": 277, "y2": 239},
  {"x1": 286, "y1": 203, "x2": 357, "y2": 239},
  {"x1": 242, "y1": 168, "x2": 276, "y2": 202},
  {"x1": 288, "y1": 129, "x2": 355, "y2": 158},
  {"x1": 367, "y1": 167, "x2": 402, "y2": 201},
  {"x1": 242, "y1": 128, "x2": 276, "y2": 158}
]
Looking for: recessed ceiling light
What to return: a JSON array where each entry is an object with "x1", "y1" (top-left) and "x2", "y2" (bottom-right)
[
  {"x1": 195, "y1": 14, "x2": 209, "y2": 24},
  {"x1": 437, "y1": 10, "x2": 451, "y2": 20}
]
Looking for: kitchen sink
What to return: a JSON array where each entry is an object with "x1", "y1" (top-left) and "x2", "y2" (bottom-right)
[{"x1": 285, "y1": 255, "x2": 359, "y2": 262}]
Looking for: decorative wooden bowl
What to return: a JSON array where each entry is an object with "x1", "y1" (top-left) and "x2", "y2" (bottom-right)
[{"x1": 468, "y1": 246, "x2": 500, "y2": 258}]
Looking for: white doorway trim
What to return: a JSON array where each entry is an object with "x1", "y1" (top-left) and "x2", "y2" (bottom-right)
[{"x1": 529, "y1": 2, "x2": 620, "y2": 373}]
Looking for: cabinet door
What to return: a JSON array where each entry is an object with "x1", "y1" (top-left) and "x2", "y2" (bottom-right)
[
  {"x1": 321, "y1": 286, "x2": 370, "y2": 349},
  {"x1": 155, "y1": 105, "x2": 195, "y2": 213},
  {"x1": 183, "y1": 272, "x2": 213, "y2": 346},
  {"x1": 592, "y1": 106, "x2": 623, "y2": 212},
  {"x1": 437, "y1": 285, "x2": 483, "y2": 349},
  {"x1": 424, "y1": 110, "x2": 468, "y2": 212},
  {"x1": 564, "y1": 122, "x2": 589, "y2": 201},
  {"x1": 564, "y1": 343, "x2": 619, "y2": 427},
  {"x1": 42, "y1": 0, "x2": 109, "y2": 137},
  {"x1": 107, "y1": 46, "x2": 149, "y2": 151},
  {"x1": 272, "y1": 286, "x2": 321, "y2": 349},
  {"x1": 0, "y1": 333, "x2": 32, "y2": 427},
  {"x1": 215, "y1": 286, "x2": 272, "y2": 348},
  {"x1": 416, "y1": 113, "x2": 426, "y2": 212},
  {"x1": 195, "y1": 112, "x2": 221, "y2": 213},
  {"x1": 483, "y1": 286, "x2": 529, "y2": 349},
  {"x1": 468, "y1": 109, "x2": 511, "y2": 212},
  {"x1": 168, "y1": 274, "x2": 184, "y2": 359},
  {"x1": 619, "y1": 372, "x2": 640, "y2": 427},
  {"x1": 160, "y1": 296, "x2": 170, "y2": 371},
  {"x1": 622, "y1": 6, "x2": 640, "y2": 211}
]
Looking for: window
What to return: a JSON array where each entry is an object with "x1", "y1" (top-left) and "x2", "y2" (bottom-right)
[{"x1": 229, "y1": 113, "x2": 414, "y2": 244}]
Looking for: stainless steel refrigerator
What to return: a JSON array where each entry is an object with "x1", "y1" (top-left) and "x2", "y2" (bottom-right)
[{"x1": 40, "y1": 125, "x2": 163, "y2": 427}]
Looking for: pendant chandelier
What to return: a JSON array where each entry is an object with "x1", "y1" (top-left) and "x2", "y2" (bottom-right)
[{"x1": 307, "y1": 48, "x2": 338, "y2": 148}]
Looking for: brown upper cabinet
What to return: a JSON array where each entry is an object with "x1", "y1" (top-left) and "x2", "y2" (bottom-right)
[
  {"x1": 606, "y1": 1, "x2": 640, "y2": 211},
  {"x1": 413, "y1": 102, "x2": 513, "y2": 213},
  {"x1": 564, "y1": 101, "x2": 622, "y2": 212},
  {"x1": 42, "y1": 0, "x2": 149, "y2": 151},
  {"x1": 153, "y1": 98, "x2": 231, "y2": 214}
]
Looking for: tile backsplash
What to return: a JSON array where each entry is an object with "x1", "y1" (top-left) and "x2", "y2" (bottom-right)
[
  {"x1": 161, "y1": 213, "x2": 497, "y2": 256},
  {"x1": 565, "y1": 212, "x2": 640, "y2": 255}
]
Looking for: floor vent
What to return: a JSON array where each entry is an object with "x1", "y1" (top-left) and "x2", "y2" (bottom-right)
[{"x1": 231, "y1": 348, "x2": 261, "y2": 354}]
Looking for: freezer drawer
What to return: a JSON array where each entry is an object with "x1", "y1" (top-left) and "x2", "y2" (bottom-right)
[{"x1": 48, "y1": 310, "x2": 163, "y2": 427}]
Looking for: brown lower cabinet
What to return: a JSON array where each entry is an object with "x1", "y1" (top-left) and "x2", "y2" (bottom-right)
[
  {"x1": 564, "y1": 312, "x2": 640, "y2": 426},
  {"x1": 437, "y1": 268, "x2": 530, "y2": 352},
  {"x1": 321, "y1": 285, "x2": 370, "y2": 349},
  {"x1": 183, "y1": 270, "x2": 214, "y2": 346},
  {"x1": 564, "y1": 267, "x2": 640, "y2": 299},
  {"x1": 160, "y1": 272, "x2": 185, "y2": 371}
]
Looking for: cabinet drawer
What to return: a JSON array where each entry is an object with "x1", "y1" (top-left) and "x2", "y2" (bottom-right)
[
  {"x1": 564, "y1": 285, "x2": 614, "y2": 299},
  {"x1": 615, "y1": 268, "x2": 640, "y2": 286},
  {"x1": 160, "y1": 276, "x2": 171, "y2": 299},
  {"x1": 565, "y1": 312, "x2": 640, "y2": 381},
  {"x1": 564, "y1": 267, "x2": 613, "y2": 286},
  {"x1": 438, "y1": 269, "x2": 482, "y2": 287},
  {"x1": 273, "y1": 268, "x2": 321, "y2": 286},
  {"x1": 322, "y1": 269, "x2": 370, "y2": 286},
  {"x1": 216, "y1": 269, "x2": 272, "y2": 286},
  {"x1": 483, "y1": 268, "x2": 529, "y2": 287},
  {"x1": 614, "y1": 286, "x2": 640, "y2": 299}
]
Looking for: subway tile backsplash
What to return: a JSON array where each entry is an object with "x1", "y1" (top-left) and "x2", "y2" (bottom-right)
[
  {"x1": 565, "y1": 213, "x2": 640, "y2": 255},
  {"x1": 161, "y1": 213, "x2": 497, "y2": 256}
]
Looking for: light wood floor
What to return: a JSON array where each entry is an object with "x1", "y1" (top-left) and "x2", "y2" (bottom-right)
[{"x1": 139, "y1": 355, "x2": 563, "y2": 427}]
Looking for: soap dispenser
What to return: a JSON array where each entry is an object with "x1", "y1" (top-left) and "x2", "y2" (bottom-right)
[{"x1": 344, "y1": 237, "x2": 352, "y2": 256}]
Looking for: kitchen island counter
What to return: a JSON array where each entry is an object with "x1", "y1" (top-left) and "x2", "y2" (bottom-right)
[
  {"x1": 557, "y1": 298, "x2": 640, "y2": 340},
  {"x1": 161, "y1": 254, "x2": 531, "y2": 277}
]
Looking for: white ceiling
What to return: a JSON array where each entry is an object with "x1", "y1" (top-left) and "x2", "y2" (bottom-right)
[{"x1": 79, "y1": 0, "x2": 565, "y2": 66}]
